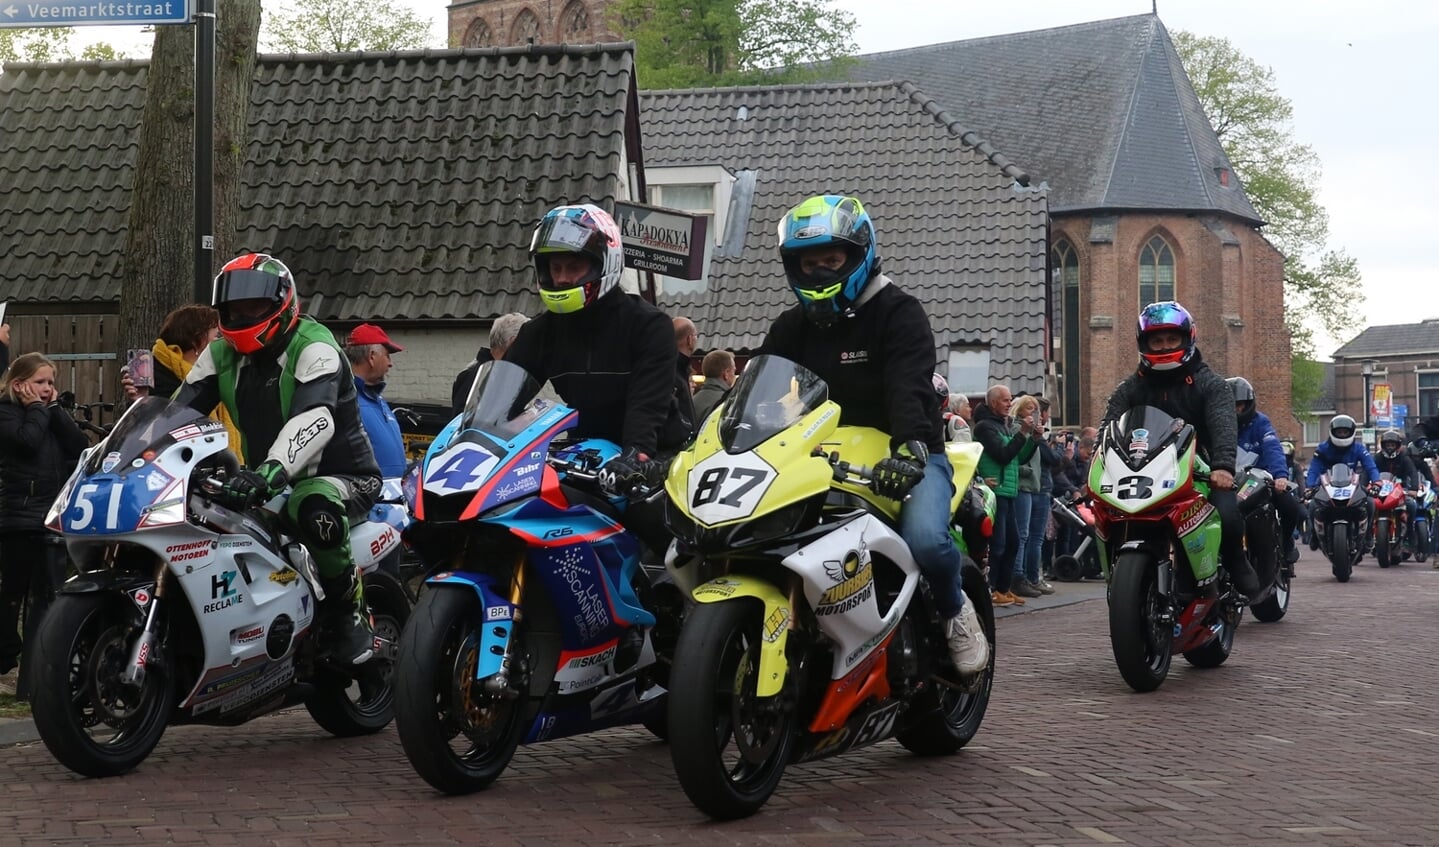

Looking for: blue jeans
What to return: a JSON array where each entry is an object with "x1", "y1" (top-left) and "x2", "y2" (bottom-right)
[
  {"x1": 987, "y1": 494, "x2": 1019, "y2": 594},
  {"x1": 1014, "y1": 491, "x2": 1050, "y2": 585},
  {"x1": 900, "y1": 454, "x2": 967, "y2": 619}
]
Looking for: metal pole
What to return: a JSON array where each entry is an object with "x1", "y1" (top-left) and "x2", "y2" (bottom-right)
[{"x1": 194, "y1": 0, "x2": 216, "y2": 305}]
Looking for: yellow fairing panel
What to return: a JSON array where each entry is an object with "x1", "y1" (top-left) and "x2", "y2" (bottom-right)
[
  {"x1": 691, "y1": 576, "x2": 791, "y2": 697},
  {"x1": 827, "y1": 427, "x2": 982, "y2": 517}
]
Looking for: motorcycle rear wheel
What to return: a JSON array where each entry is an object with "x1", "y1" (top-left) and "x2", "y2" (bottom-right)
[
  {"x1": 394, "y1": 588, "x2": 526, "y2": 794},
  {"x1": 896, "y1": 580, "x2": 994, "y2": 755},
  {"x1": 1329, "y1": 524, "x2": 1352, "y2": 582},
  {"x1": 1108, "y1": 551, "x2": 1172, "y2": 693},
  {"x1": 305, "y1": 571, "x2": 409, "y2": 736},
  {"x1": 31, "y1": 594, "x2": 174, "y2": 778},
  {"x1": 668, "y1": 599, "x2": 797, "y2": 820}
]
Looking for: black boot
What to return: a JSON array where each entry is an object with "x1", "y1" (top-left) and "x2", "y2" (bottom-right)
[
  {"x1": 1228, "y1": 557, "x2": 1263, "y2": 602},
  {"x1": 318, "y1": 574, "x2": 375, "y2": 666}
]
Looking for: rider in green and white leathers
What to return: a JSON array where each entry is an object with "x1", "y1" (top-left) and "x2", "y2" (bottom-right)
[{"x1": 177, "y1": 252, "x2": 381, "y2": 665}]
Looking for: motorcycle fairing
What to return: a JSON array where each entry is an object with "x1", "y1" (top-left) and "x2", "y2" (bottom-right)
[
  {"x1": 425, "y1": 570, "x2": 516, "y2": 680},
  {"x1": 523, "y1": 522, "x2": 655, "y2": 651},
  {"x1": 781, "y1": 513, "x2": 918, "y2": 679},
  {"x1": 690, "y1": 575, "x2": 792, "y2": 698}
]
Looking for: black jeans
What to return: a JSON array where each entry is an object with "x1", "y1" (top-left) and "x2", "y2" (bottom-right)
[
  {"x1": 1210, "y1": 488, "x2": 1246, "y2": 576},
  {"x1": 0, "y1": 531, "x2": 66, "y2": 679},
  {"x1": 1274, "y1": 488, "x2": 1304, "y2": 551}
]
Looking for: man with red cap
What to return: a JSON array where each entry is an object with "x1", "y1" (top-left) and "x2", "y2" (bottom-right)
[{"x1": 345, "y1": 323, "x2": 408, "y2": 479}]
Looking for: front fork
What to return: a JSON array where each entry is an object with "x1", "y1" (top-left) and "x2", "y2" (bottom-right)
[
  {"x1": 483, "y1": 561, "x2": 526, "y2": 699},
  {"x1": 120, "y1": 558, "x2": 169, "y2": 687}
]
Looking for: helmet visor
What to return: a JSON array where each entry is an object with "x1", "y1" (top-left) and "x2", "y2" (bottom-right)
[
  {"x1": 1331, "y1": 425, "x2": 1355, "y2": 440},
  {"x1": 215, "y1": 270, "x2": 286, "y2": 328},
  {"x1": 1138, "y1": 302, "x2": 1189, "y2": 332},
  {"x1": 533, "y1": 214, "x2": 607, "y2": 259}
]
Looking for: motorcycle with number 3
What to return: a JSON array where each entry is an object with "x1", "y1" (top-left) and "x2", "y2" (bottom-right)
[
  {"x1": 660, "y1": 356, "x2": 994, "y2": 820},
  {"x1": 32, "y1": 396, "x2": 409, "y2": 777},
  {"x1": 1089, "y1": 406, "x2": 1243, "y2": 693}
]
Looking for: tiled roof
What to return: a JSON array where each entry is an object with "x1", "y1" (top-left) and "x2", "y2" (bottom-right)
[
  {"x1": 0, "y1": 43, "x2": 636, "y2": 320},
  {"x1": 836, "y1": 15, "x2": 1262, "y2": 224},
  {"x1": 640, "y1": 81, "x2": 1049, "y2": 390},
  {"x1": 1332, "y1": 320, "x2": 1439, "y2": 359}
]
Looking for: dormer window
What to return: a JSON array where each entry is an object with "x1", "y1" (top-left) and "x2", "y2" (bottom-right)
[{"x1": 647, "y1": 165, "x2": 738, "y2": 294}]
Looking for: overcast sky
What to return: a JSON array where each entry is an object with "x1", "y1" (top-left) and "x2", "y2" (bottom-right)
[{"x1": 72, "y1": 0, "x2": 1435, "y2": 357}]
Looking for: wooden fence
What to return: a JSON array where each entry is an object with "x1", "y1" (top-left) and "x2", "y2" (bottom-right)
[{"x1": 6, "y1": 313, "x2": 122, "y2": 430}]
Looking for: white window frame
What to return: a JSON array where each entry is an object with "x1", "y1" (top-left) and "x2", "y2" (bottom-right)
[
  {"x1": 647, "y1": 165, "x2": 735, "y2": 247},
  {"x1": 947, "y1": 347, "x2": 991, "y2": 397}
]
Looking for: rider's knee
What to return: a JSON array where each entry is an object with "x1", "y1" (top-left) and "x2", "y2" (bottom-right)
[{"x1": 294, "y1": 494, "x2": 347, "y2": 550}]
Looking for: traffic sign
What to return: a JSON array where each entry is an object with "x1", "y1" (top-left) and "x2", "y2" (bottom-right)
[{"x1": 0, "y1": 0, "x2": 191, "y2": 28}]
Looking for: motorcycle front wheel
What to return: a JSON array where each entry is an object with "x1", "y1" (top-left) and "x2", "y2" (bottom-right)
[
  {"x1": 668, "y1": 599, "x2": 797, "y2": 821},
  {"x1": 1108, "y1": 550, "x2": 1173, "y2": 692},
  {"x1": 1376, "y1": 518, "x2": 1394, "y2": 568},
  {"x1": 1326, "y1": 524, "x2": 1352, "y2": 582},
  {"x1": 1417, "y1": 519, "x2": 1431, "y2": 563},
  {"x1": 31, "y1": 594, "x2": 174, "y2": 777},
  {"x1": 394, "y1": 587, "x2": 527, "y2": 794}
]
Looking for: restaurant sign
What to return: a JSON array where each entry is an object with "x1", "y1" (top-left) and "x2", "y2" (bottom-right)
[{"x1": 615, "y1": 201, "x2": 708, "y2": 280}]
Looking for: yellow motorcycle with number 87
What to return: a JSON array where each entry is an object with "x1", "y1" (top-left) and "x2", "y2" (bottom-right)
[{"x1": 660, "y1": 355, "x2": 995, "y2": 820}]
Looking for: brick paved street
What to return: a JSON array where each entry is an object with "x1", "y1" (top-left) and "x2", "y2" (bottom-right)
[{"x1": 3, "y1": 546, "x2": 1437, "y2": 846}]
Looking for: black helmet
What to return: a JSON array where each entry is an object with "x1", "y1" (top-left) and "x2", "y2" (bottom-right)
[
  {"x1": 1228, "y1": 376, "x2": 1256, "y2": 426},
  {"x1": 1380, "y1": 428, "x2": 1404, "y2": 458}
]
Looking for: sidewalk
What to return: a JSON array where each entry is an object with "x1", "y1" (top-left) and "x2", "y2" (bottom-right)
[{"x1": 993, "y1": 577, "x2": 1106, "y2": 619}]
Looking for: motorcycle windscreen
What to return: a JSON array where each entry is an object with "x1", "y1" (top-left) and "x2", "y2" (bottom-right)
[
  {"x1": 718, "y1": 355, "x2": 829, "y2": 454},
  {"x1": 1328, "y1": 464, "x2": 1355, "y2": 487},
  {"x1": 1106, "y1": 405, "x2": 1191, "y2": 469},
  {"x1": 83, "y1": 395, "x2": 217, "y2": 475},
  {"x1": 456, "y1": 359, "x2": 548, "y2": 441}
]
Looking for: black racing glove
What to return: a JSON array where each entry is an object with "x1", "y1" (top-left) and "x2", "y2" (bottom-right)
[
  {"x1": 219, "y1": 459, "x2": 289, "y2": 509},
  {"x1": 873, "y1": 440, "x2": 928, "y2": 501},
  {"x1": 598, "y1": 449, "x2": 666, "y2": 497}
]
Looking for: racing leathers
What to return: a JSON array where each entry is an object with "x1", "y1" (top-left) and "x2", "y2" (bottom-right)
[
  {"x1": 756, "y1": 276, "x2": 973, "y2": 620},
  {"x1": 177, "y1": 318, "x2": 381, "y2": 662},
  {"x1": 1237, "y1": 410, "x2": 1303, "y2": 562},
  {"x1": 1103, "y1": 349, "x2": 1254, "y2": 595}
]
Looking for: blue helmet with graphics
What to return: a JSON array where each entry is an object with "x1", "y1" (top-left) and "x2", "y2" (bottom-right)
[{"x1": 777, "y1": 195, "x2": 879, "y2": 327}]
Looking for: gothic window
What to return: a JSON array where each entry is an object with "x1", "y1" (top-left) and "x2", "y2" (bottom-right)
[
  {"x1": 511, "y1": 8, "x2": 542, "y2": 46},
  {"x1": 1052, "y1": 239, "x2": 1081, "y2": 426},
  {"x1": 561, "y1": 1, "x2": 591, "y2": 41},
  {"x1": 464, "y1": 18, "x2": 493, "y2": 48},
  {"x1": 1138, "y1": 235, "x2": 1175, "y2": 305}
]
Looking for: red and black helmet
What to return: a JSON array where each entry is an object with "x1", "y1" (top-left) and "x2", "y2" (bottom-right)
[{"x1": 212, "y1": 253, "x2": 300, "y2": 354}]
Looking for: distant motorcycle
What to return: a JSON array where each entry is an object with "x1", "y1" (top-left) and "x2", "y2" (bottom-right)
[
  {"x1": 1406, "y1": 479, "x2": 1432, "y2": 564},
  {"x1": 1310, "y1": 464, "x2": 1370, "y2": 583},
  {"x1": 1234, "y1": 447, "x2": 1290, "y2": 623},
  {"x1": 1369, "y1": 473, "x2": 1407, "y2": 569}
]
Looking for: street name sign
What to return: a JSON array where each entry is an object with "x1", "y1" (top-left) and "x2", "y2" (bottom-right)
[{"x1": 0, "y1": 0, "x2": 191, "y2": 28}]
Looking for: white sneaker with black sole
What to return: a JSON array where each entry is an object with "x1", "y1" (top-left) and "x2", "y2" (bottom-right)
[{"x1": 946, "y1": 602, "x2": 991, "y2": 676}]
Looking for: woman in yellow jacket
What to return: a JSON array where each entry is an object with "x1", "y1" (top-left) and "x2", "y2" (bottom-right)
[{"x1": 122, "y1": 305, "x2": 241, "y2": 451}]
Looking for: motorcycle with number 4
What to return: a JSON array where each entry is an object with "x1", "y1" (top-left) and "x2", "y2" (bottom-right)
[
  {"x1": 660, "y1": 356, "x2": 994, "y2": 820},
  {"x1": 32, "y1": 396, "x2": 409, "y2": 777},
  {"x1": 394, "y1": 361, "x2": 678, "y2": 795},
  {"x1": 1089, "y1": 406, "x2": 1243, "y2": 693}
]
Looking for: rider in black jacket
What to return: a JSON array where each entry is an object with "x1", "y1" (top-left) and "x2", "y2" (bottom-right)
[
  {"x1": 1375, "y1": 428, "x2": 1420, "y2": 538},
  {"x1": 502, "y1": 203, "x2": 692, "y2": 551},
  {"x1": 756, "y1": 194, "x2": 990, "y2": 677},
  {"x1": 1102, "y1": 301, "x2": 1262, "y2": 601}
]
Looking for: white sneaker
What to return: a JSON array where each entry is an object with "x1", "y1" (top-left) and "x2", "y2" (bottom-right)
[{"x1": 946, "y1": 603, "x2": 991, "y2": 676}]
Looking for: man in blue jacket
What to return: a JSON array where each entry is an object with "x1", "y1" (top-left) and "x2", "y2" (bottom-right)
[
  {"x1": 345, "y1": 323, "x2": 408, "y2": 479},
  {"x1": 1306, "y1": 414, "x2": 1381, "y2": 547},
  {"x1": 1229, "y1": 377, "x2": 1303, "y2": 564}
]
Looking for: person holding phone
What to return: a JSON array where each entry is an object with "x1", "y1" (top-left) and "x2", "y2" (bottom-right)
[
  {"x1": 122, "y1": 304, "x2": 240, "y2": 451},
  {"x1": 0, "y1": 353, "x2": 89, "y2": 690}
]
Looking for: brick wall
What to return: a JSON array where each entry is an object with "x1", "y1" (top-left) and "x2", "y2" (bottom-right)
[
  {"x1": 1054, "y1": 211, "x2": 1292, "y2": 439},
  {"x1": 448, "y1": 0, "x2": 620, "y2": 48}
]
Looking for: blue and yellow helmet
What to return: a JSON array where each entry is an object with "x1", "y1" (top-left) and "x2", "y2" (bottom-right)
[{"x1": 777, "y1": 195, "x2": 878, "y2": 327}]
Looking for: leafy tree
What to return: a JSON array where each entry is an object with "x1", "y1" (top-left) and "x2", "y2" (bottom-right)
[
  {"x1": 118, "y1": 0, "x2": 262, "y2": 356},
  {"x1": 1175, "y1": 31, "x2": 1362, "y2": 411},
  {"x1": 261, "y1": 0, "x2": 434, "y2": 53},
  {"x1": 611, "y1": 0, "x2": 857, "y2": 88},
  {"x1": 0, "y1": 27, "x2": 123, "y2": 64}
]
